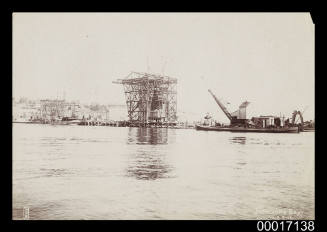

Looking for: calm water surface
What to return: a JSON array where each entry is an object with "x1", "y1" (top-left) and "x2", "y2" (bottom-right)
[{"x1": 13, "y1": 123, "x2": 314, "y2": 220}]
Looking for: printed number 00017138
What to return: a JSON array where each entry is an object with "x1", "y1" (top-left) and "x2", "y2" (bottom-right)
[{"x1": 257, "y1": 221, "x2": 315, "y2": 231}]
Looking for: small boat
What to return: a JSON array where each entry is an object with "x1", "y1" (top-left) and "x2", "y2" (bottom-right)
[{"x1": 195, "y1": 125, "x2": 299, "y2": 133}]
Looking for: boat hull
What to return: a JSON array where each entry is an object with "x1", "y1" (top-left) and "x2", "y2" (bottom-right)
[
  {"x1": 303, "y1": 128, "x2": 315, "y2": 132},
  {"x1": 195, "y1": 125, "x2": 299, "y2": 133}
]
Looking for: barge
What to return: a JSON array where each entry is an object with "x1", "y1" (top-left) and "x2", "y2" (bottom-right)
[
  {"x1": 195, "y1": 125, "x2": 299, "y2": 133},
  {"x1": 200, "y1": 89, "x2": 306, "y2": 134}
]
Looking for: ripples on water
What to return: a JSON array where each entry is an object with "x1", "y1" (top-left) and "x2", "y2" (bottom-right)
[{"x1": 12, "y1": 124, "x2": 314, "y2": 220}]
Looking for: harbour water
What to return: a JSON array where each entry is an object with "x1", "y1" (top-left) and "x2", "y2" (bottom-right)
[{"x1": 12, "y1": 123, "x2": 314, "y2": 220}]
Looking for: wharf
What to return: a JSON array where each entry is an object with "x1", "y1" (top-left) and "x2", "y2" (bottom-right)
[{"x1": 13, "y1": 120, "x2": 195, "y2": 129}]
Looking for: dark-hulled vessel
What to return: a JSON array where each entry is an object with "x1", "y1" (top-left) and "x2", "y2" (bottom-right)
[
  {"x1": 197, "y1": 89, "x2": 303, "y2": 134},
  {"x1": 195, "y1": 125, "x2": 299, "y2": 133}
]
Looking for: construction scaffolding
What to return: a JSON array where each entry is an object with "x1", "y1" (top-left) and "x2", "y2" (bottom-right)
[
  {"x1": 40, "y1": 99, "x2": 80, "y2": 121},
  {"x1": 113, "y1": 72, "x2": 177, "y2": 125}
]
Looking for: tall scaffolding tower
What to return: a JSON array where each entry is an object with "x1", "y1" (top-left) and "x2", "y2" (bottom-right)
[{"x1": 113, "y1": 72, "x2": 177, "y2": 125}]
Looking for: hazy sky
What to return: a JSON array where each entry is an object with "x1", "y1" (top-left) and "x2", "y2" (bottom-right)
[{"x1": 13, "y1": 13, "x2": 314, "y2": 122}]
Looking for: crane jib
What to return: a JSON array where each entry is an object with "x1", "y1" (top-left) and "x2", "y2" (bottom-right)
[{"x1": 208, "y1": 89, "x2": 233, "y2": 121}]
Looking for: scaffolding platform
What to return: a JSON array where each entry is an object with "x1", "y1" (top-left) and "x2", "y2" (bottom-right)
[{"x1": 113, "y1": 72, "x2": 177, "y2": 126}]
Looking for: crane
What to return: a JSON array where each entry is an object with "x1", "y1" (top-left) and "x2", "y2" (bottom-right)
[
  {"x1": 208, "y1": 89, "x2": 233, "y2": 121},
  {"x1": 208, "y1": 89, "x2": 249, "y2": 126}
]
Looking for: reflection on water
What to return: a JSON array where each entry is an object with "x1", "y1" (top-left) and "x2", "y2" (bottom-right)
[
  {"x1": 127, "y1": 127, "x2": 168, "y2": 145},
  {"x1": 125, "y1": 152, "x2": 174, "y2": 180},
  {"x1": 230, "y1": 136, "x2": 246, "y2": 145},
  {"x1": 126, "y1": 128, "x2": 174, "y2": 180}
]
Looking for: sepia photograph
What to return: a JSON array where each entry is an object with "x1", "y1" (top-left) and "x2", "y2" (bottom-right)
[{"x1": 12, "y1": 12, "x2": 314, "y2": 220}]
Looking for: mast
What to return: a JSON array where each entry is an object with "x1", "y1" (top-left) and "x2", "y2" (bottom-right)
[{"x1": 208, "y1": 89, "x2": 233, "y2": 121}]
